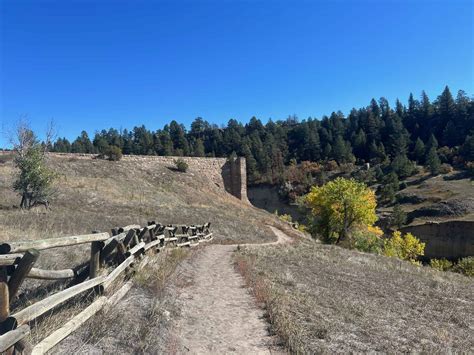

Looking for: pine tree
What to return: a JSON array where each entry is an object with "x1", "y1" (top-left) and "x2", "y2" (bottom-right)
[
  {"x1": 461, "y1": 135, "x2": 474, "y2": 162},
  {"x1": 412, "y1": 138, "x2": 425, "y2": 163},
  {"x1": 380, "y1": 172, "x2": 399, "y2": 203},
  {"x1": 194, "y1": 138, "x2": 205, "y2": 157},
  {"x1": 425, "y1": 146, "x2": 441, "y2": 175},
  {"x1": 426, "y1": 133, "x2": 438, "y2": 150},
  {"x1": 391, "y1": 204, "x2": 407, "y2": 228}
]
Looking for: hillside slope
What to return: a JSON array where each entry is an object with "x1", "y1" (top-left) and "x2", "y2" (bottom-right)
[{"x1": 0, "y1": 153, "x2": 277, "y2": 245}]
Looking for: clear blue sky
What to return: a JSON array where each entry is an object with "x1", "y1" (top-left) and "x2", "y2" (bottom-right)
[{"x1": 1, "y1": 0, "x2": 473, "y2": 146}]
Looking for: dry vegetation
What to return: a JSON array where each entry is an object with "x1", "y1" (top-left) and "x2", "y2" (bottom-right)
[
  {"x1": 0, "y1": 154, "x2": 276, "y2": 248},
  {"x1": 0, "y1": 153, "x2": 278, "y2": 352},
  {"x1": 235, "y1": 239, "x2": 474, "y2": 353},
  {"x1": 51, "y1": 247, "x2": 192, "y2": 354},
  {"x1": 379, "y1": 170, "x2": 474, "y2": 224}
]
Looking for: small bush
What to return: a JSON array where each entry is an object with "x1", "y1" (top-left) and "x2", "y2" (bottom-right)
[
  {"x1": 430, "y1": 258, "x2": 453, "y2": 271},
  {"x1": 174, "y1": 158, "x2": 188, "y2": 172},
  {"x1": 351, "y1": 225, "x2": 383, "y2": 254},
  {"x1": 278, "y1": 214, "x2": 293, "y2": 223},
  {"x1": 104, "y1": 145, "x2": 122, "y2": 161},
  {"x1": 383, "y1": 231, "x2": 425, "y2": 265},
  {"x1": 466, "y1": 161, "x2": 474, "y2": 178},
  {"x1": 453, "y1": 257, "x2": 474, "y2": 277},
  {"x1": 439, "y1": 163, "x2": 453, "y2": 174}
]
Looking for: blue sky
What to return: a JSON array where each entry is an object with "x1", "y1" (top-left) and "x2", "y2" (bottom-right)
[{"x1": 1, "y1": 0, "x2": 473, "y2": 146}]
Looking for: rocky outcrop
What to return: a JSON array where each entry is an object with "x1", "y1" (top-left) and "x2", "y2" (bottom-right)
[{"x1": 401, "y1": 221, "x2": 474, "y2": 259}]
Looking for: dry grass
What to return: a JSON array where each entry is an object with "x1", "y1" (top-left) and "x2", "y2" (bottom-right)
[
  {"x1": 235, "y1": 239, "x2": 474, "y2": 353},
  {"x1": 0, "y1": 154, "x2": 282, "y2": 352},
  {"x1": 0, "y1": 155, "x2": 275, "y2": 247},
  {"x1": 52, "y1": 247, "x2": 193, "y2": 354}
]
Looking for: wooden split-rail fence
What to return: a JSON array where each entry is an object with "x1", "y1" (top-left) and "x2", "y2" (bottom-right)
[{"x1": 0, "y1": 221, "x2": 213, "y2": 354}]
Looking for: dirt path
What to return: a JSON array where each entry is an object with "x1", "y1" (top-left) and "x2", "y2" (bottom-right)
[{"x1": 172, "y1": 227, "x2": 290, "y2": 354}]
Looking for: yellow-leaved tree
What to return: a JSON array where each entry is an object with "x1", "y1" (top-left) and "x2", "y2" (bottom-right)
[
  {"x1": 304, "y1": 177, "x2": 377, "y2": 244},
  {"x1": 383, "y1": 231, "x2": 425, "y2": 265}
]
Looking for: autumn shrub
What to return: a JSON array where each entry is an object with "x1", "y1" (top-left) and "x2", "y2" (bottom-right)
[
  {"x1": 351, "y1": 225, "x2": 384, "y2": 254},
  {"x1": 173, "y1": 158, "x2": 188, "y2": 172},
  {"x1": 453, "y1": 257, "x2": 474, "y2": 277},
  {"x1": 383, "y1": 231, "x2": 425, "y2": 265},
  {"x1": 430, "y1": 258, "x2": 453, "y2": 271}
]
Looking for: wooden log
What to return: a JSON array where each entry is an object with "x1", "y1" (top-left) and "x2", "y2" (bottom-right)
[
  {"x1": 0, "y1": 324, "x2": 30, "y2": 353},
  {"x1": 0, "y1": 254, "x2": 23, "y2": 267},
  {"x1": 100, "y1": 238, "x2": 119, "y2": 265},
  {"x1": 122, "y1": 230, "x2": 136, "y2": 247},
  {"x1": 122, "y1": 224, "x2": 141, "y2": 232},
  {"x1": 132, "y1": 234, "x2": 140, "y2": 247},
  {"x1": 144, "y1": 239, "x2": 161, "y2": 252},
  {"x1": 102, "y1": 256, "x2": 134, "y2": 291},
  {"x1": 30, "y1": 297, "x2": 107, "y2": 355},
  {"x1": 9, "y1": 250, "x2": 39, "y2": 302},
  {"x1": 126, "y1": 242, "x2": 145, "y2": 257},
  {"x1": 0, "y1": 268, "x2": 9, "y2": 325},
  {"x1": 27, "y1": 268, "x2": 75, "y2": 280},
  {"x1": 12, "y1": 276, "x2": 105, "y2": 326},
  {"x1": 0, "y1": 233, "x2": 110, "y2": 254},
  {"x1": 177, "y1": 242, "x2": 191, "y2": 248},
  {"x1": 89, "y1": 241, "x2": 103, "y2": 279}
]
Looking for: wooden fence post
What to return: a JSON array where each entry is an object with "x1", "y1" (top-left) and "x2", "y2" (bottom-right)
[
  {"x1": 0, "y1": 267, "x2": 11, "y2": 354},
  {"x1": 89, "y1": 232, "x2": 103, "y2": 279},
  {"x1": 8, "y1": 249, "x2": 39, "y2": 302}
]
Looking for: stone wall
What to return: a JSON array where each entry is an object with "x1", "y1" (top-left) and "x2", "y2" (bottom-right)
[
  {"x1": 46, "y1": 153, "x2": 249, "y2": 203},
  {"x1": 401, "y1": 220, "x2": 474, "y2": 259}
]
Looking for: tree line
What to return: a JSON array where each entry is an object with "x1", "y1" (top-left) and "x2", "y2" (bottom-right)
[{"x1": 49, "y1": 86, "x2": 473, "y2": 183}]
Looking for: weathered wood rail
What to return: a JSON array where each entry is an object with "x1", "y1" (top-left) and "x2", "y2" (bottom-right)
[{"x1": 0, "y1": 221, "x2": 212, "y2": 354}]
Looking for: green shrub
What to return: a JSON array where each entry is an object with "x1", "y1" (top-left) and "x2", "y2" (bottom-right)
[
  {"x1": 174, "y1": 158, "x2": 188, "y2": 172},
  {"x1": 104, "y1": 145, "x2": 122, "y2": 161},
  {"x1": 278, "y1": 214, "x2": 293, "y2": 223},
  {"x1": 351, "y1": 226, "x2": 383, "y2": 254},
  {"x1": 453, "y1": 257, "x2": 474, "y2": 277},
  {"x1": 430, "y1": 258, "x2": 453, "y2": 271}
]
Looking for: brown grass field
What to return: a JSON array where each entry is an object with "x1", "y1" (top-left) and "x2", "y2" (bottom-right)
[{"x1": 235, "y1": 239, "x2": 474, "y2": 353}]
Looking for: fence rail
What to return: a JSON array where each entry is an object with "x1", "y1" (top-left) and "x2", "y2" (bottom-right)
[{"x1": 0, "y1": 221, "x2": 212, "y2": 354}]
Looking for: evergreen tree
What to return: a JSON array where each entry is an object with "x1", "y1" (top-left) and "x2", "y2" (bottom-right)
[
  {"x1": 193, "y1": 138, "x2": 205, "y2": 157},
  {"x1": 412, "y1": 138, "x2": 425, "y2": 163},
  {"x1": 391, "y1": 204, "x2": 407, "y2": 229},
  {"x1": 380, "y1": 172, "x2": 399, "y2": 203},
  {"x1": 425, "y1": 146, "x2": 441, "y2": 175},
  {"x1": 461, "y1": 135, "x2": 474, "y2": 162}
]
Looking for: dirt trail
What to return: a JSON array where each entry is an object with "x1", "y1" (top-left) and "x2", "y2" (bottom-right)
[{"x1": 173, "y1": 227, "x2": 290, "y2": 354}]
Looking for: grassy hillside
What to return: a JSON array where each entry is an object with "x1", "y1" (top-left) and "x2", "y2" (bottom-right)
[
  {"x1": 236, "y1": 239, "x2": 474, "y2": 353},
  {"x1": 0, "y1": 153, "x2": 277, "y2": 245}
]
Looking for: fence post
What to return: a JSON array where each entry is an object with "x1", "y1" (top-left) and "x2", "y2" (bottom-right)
[
  {"x1": 0, "y1": 268, "x2": 13, "y2": 355},
  {"x1": 0, "y1": 266, "x2": 9, "y2": 325},
  {"x1": 89, "y1": 232, "x2": 103, "y2": 279},
  {"x1": 8, "y1": 249, "x2": 39, "y2": 302}
]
